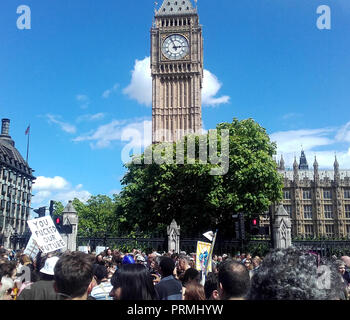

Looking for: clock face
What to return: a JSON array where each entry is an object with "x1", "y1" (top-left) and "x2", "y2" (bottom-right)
[{"x1": 162, "y1": 34, "x2": 189, "y2": 60}]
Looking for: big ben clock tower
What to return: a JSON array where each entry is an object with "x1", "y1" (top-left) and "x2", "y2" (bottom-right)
[{"x1": 151, "y1": 0, "x2": 203, "y2": 144}]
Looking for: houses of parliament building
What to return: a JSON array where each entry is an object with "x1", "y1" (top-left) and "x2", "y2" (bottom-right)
[{"x1": 275, "y1": 151, "x2": 350, "y2": 239}]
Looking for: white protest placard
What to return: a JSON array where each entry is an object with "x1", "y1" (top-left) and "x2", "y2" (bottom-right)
[
  {"x1": 96, "y1": 246, "x2": 106, "y2": 255},
  {"x1": 24, "y1": 236, "x2": 40, "y2": 259},
  {"x1": 27, "y1": 216, "x2": 66, "y2": 254},
  {"x1": 78, "y1": 246, "x2": 89, "y2": 253}
]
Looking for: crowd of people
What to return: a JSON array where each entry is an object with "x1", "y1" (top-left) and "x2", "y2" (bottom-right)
[{"x1": 0, "y1": 245, "x2": 349, "y2": 300}]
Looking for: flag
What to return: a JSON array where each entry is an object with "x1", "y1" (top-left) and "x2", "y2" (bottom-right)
[
  {"x1": 203, "y1": 231, "x2": 214, "y2": 242},
  {"x1": 25, "y1": 125, "x2": 30, "y2": 135}
]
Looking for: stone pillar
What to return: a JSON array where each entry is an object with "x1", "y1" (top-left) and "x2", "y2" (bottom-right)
[
  {"x1": 273, "y1": 205, "x2": 292, "y2": 249},
  {"x1": 3, "y1": 224, "x2": 14, "y2": 249},
  {"x1": 167, "y1": 219, "x2": 180, "y2": 253},
  {"x1": 61, "y1": 200, "x2": 78, "y2": 252}
]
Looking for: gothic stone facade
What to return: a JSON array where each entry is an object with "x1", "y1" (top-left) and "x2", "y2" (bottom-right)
[
  {"x1": 151, "y1": 0, "x2": 203, "y2": 144},
  {"x1": 0, "y1": 119, "x2": 36, "y2": 240},
  {"x1": 277, "y1": 153, "x2": 350, "y2": 239}
]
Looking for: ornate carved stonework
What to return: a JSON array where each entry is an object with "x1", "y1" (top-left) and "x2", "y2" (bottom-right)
[
  {"x1": 266, "y1": 152, "x2": 350, "y2": 239},
  {"x1": 151, "y1": 0, "x2": 203, "y2": 144}
]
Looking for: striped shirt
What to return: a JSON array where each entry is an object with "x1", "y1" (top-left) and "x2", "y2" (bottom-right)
[{"x1": 90, "y1": 281, "x2": 113, "y2": 300}]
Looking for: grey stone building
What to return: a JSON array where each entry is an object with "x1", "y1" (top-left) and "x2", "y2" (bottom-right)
[
  {"x1": 0, "y1": 119, "x2": 36, "y2": 245},
  {"x1": 151, "y1": 0, "x2": 203, "y2": 143},
  {"x1": 276, "y1": 151, "x2": 350, "y2": 239}
]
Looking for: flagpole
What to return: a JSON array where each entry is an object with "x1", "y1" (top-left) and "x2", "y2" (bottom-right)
[{"x1": 26, "y1": 125, "x2": 30, "y2": 164}]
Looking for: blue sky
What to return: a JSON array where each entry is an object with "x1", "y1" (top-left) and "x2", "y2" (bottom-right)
[{"x1": 0, "y1": 0, "x2": 349, "y2": 209}]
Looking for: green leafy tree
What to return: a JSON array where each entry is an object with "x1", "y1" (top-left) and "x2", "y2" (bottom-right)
[
  {"x1": 117, "y1": 118, "x2": 283, "y2": 238},
  {"x1": 49, "y1": 196, "x2": 119, "y2": 237},
  {"x1": 52, "y1": 201, "x2": 64, "y2": 218},
  {"x1": 74, "y1": 195, "x2": 119, "y2": 237}
]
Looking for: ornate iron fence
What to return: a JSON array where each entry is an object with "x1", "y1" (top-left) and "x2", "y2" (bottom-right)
[
  {"x1": 78, "y1": 236, "x2": 350, "y2": 259},
  {"x1": 77, "y1": 236, "x2": 167, "y2": 253},
  {"x1": 292, "y1": 240, "x2": 350, "y2": 258}
]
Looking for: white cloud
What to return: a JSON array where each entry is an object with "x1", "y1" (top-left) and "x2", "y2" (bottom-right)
[
  {"x1": 33, "y1": 176, "x2": 69, "y2": 191},
  {"x1": 73, "y1": 119, "x2": 151, "y2": 150},
  {"x1": 202, "y1": 70, "x2": 230, "y2": 107},
  {"x1": 31, "y1": 176, "x2": 91, "y2": 208},
  {"x1": 271, "y1": 125, "x2": 350, "y2": 169},
  {"x1": 335, "y1": 121, "x2": 350, "y2": 143},
  {"x1": 123, "y1": 57, "x2": 152, "y2": 106},
  {"x1": 76, "y1": 94, "x2": 90, "y2": 109},
  {"x1": 76, "y1": 113, "x2": 105, "y2": 123},
  {"x1": 102, "y1": 83, "x2": 119, "y2": 99},
  {"x1": 46, "y1": 114, "x2": 77, "y2": 134},
  {"x1": 123, "y1": 56, "x2": 230, "y2": 107},
  {"x1": 270, "y1": 128, "x2": 334, "y2": 154}
]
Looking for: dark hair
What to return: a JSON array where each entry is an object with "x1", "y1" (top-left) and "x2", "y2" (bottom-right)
[
  {"x1": 247, "y1": 247, "x2": 345, "y2": 300},
  {"x1": 184, "y1": 282, "x2": 206, "y2": 300},
  {"x1": 110, "y1": 264, "x2": 158, "y2": 300},
  {"x1": 54, "y1": 252, "x2": 93, "y2": 299},
  {"x1": 218, "y1": 259, "x2": 250, "y2": 300},
  {"x1": 95, "y1": 254, "x2": 106, "y2": 266},
  {"x1": 93, "y1": 264, "x2": 108, "y2": 282},
  {"x1": 182, "y1": 268, "x2": 200, "y2": 286},
  {"x1": 0, "y1": 261, "x2": 16, "y2": 279},
  {"x1": 0, "y1": 248, "x2": 7, "y2": 257},
  {"x1": 204, "y1": 272, "x2": 219, "y2": 300},
  {"x1": 159, "y1": 257, "x2": 175, "y2": 277}
]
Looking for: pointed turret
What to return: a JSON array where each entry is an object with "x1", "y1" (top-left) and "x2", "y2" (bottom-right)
[
  {"x1": 334, "y1": 154, "x2": 340, "y2": 184},
  {"x1": 299, "y1": 150, "x2": 309, "y2": 170},
  {"x1": 313, "y1": 156, "x2": 319, "y2": 184},
  {"x1": 279, "y1": 155, "x2": 285, "y2": 170},
  {"x1": 293, "y1": 156, "x2": 299, "y2": 184}
]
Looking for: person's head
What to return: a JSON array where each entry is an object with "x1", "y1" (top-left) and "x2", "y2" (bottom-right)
[
  {"x1": 106, "y1": 248, "x2": 112, "y2": 256},
  {"x1": 340, "y1": 256, "x2": 350, "y2": 268},
  {"x1": 95, "y1": 254, "x2": 104, "y2": 263},
  {"x1": 178, "y1": 255, "x2": 190, "y2": 271},
  {"x1": 244, "y1": 259, "x2": 253, "y2": 270},
  {"x1": 19, "y1": 254, "x2": 32, "y2": 266},
  {"x1": 159, "y1": 257, "x2": 175, "y2": 277},
  {"x1": 184, "y1": 282, "x2": 205, "y2": 300},
  {"x1": 182, "y1": 268, "x2": 200, "y2": 286},
  {"x1": 0, "y1": 276, "x2": 15, "y2": 300},
  {"x1": 0, "y1": 248, "x2": 8, "y2": 258},
  {"x1": 204, "y1": 272, "x2": 219, "y2": 300},
  {"x1": 109, "y1": 264, "x2": 158, "y2": 300},
  {"x1": 218, "y1": 259, "x2": 250, "y2": 300},
  {"x1": 93, "y1": 264, "x2": 108, "y2": 284},
  {"x1": 0, "y1": 261, "x2": 17, "y2": 280},
  {"x1": 135, "y1": 254, "x2": 146, "y2": 265},
  {"x1": 54, "y1": 252, "x2": 94, "y2": 300},
  {"x1": 122, "y1": 255, "x2": 135, "y2": 265},
  {"x1": 212, "y1": 255, "x2": 218, "y2": 262},
  {"x1": 252, "y1": 256, "x2": 262, "y2": 268},
  {"x1": 335, "y1": 260, "x2": 346, "y2": 276},
  {"x1": 248, "y1": 247, "x2": 344, "y2": 300}
]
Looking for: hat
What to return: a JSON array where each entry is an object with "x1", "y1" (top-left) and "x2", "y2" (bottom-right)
[
  {"x1": 122, "y1": 255, "x2": 135, "y2": 265},
  {"x1": 40, "y1": 256, "x2": 59, "y2": 275},
  {"x1": 135, "y1": 255, "x2": 145, "y2": 262}
]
